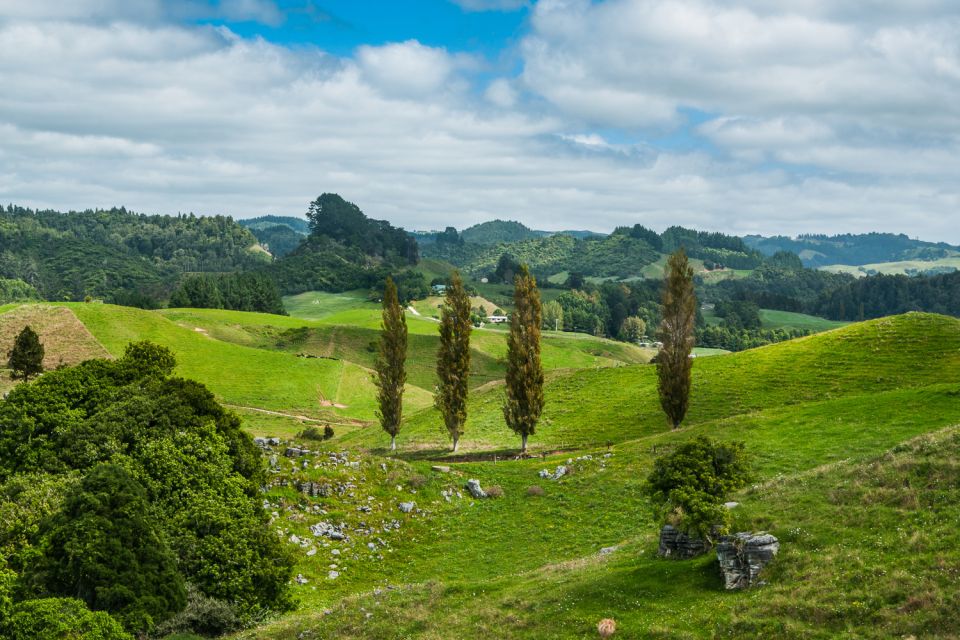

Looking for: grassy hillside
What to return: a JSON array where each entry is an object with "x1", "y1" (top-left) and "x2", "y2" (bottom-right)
[
  {"x1": 346, "y1": 313, "x2": 960, "y2": 452},
  {"x1": 246, "y1": 421, "x2": 960, "y2": 639},
  {"x1": 2, "y1": 303, "x2": 431, "y2": 426},
  {"x1": 821, "y1": 256, "x2": 960, "y2": 277},
  {"x1": 758, "y1": 309, "x2": 849, "y2": 331},
  {"x1": 237, "y1": 314, "x2": 960, "y2": 639},
  {"x1": 160, "y1": 304, "x2": 652, "y2": 394}
]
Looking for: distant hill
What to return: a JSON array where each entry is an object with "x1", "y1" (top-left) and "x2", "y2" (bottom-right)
[
  {"x1": 425, "y1": 223, "x2": 762, "y2": 281},
  {"x1": 460, "y1": 220, "x2": 547, "y2": 245},
  {"x1": 744, "y1": 232, "x2": 959, "y2": 268},
  {"x1": 267, "y1": 194, "x2": 419, "y2": 295},
  {"x1": 239, "y1": 215, "x2": 310, "y2": 235}
]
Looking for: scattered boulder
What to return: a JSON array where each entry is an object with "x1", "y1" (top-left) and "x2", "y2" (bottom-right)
[
  {"x1": 398, "y1": 501, "x2": 416, "y2": 513},
  {"x1": 724, "y1": 501, "x2": 740, "y2": 510},
  {"x1": 284, "y1": 446, "x2": 311, "y2": 458},
  {"x1": 716, "y1": 532, "x2": 780, "y2": 590},
  {"x1": 599, "y1": 546, "x2": 619, "y2": 556},
  {"x1": 294, "y1": 574, "x2": 308, "y2": 585},
  {"x1": 657, "y1": 525, "x2": 709, "y2": 559},
  {"x1": 431, "y1": 465, "x2": 451, "y2": 473},
  {"x1": 327, "y1": 570, "x2": 340, "y2": 580},
  {"x1": 538, "y1": 465, "x2": 567, "y2": 481},
  {"x1": 465, "y1": 479, "x2": 487, "y2": 499}
]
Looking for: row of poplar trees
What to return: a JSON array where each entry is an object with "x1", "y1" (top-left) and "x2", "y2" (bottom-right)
[{"x1": 374, "y1": 266, "x2": 544, "y2": 453}]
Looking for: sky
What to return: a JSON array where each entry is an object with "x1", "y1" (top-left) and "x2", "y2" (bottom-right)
[{"x1": 0, "y1": 0, "x2": 958, "y2": 240}]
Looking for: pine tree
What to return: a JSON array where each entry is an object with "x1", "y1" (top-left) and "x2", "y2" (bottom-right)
[
  {"x1": 7, "y1": 325, "x2": 44, "y2": 382},
  {"x1": 503, "y1": 264, "x2": 544, "y2": 454},
  {"x1": 435, "y1": 271, "x2": 472, "y2": 452},
  {"x1": 375, "y1": 277, "x2": 407, "y2": 451},
  {"x1": 657, "y1": 248, "x2": 697, "y2": 429}
]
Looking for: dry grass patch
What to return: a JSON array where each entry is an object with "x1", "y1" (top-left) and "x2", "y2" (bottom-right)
[{"x1": 0, "y1": 304, "x2": 111, "y2": 370}]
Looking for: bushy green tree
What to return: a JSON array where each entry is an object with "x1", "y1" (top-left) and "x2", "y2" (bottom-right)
[
  {"x1": 657, "y1": 249, "x2": 697, "y2": 429},
  {"x1": 0, "y1": 343, "x2": 292, "y2": 631},
  {"x1": 375, "y1": 277, "x2": 407, "y2": 451},
  {"x1": 644, "y1": 436, "x2": 750, "y2": 542},
  {"x1": 7, "y1": 325, "x2": 44, "y2": 382},
  {"x1": 435, "y1": 271, "x2": 472, "y2": 452},
  {"x1": 5, "y1": 598, "x2": 131, "y2": 640},
  {"x1": 30, "y1": 464, "x2": 186, "y2": 633},
  {"x1": 503, "y1": 265, "x2": 544, "y2": 454},
  {"x1": 541, "y1": 300, "x2": 564, "y2": 331},
  {"x1": 619, "y1": 316, "x2": 646, "y2": 342}
]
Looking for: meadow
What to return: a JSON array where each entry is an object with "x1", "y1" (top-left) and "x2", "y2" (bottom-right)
[{"x1": 2, "y1": 297, "x2": 958, "y2": 639}]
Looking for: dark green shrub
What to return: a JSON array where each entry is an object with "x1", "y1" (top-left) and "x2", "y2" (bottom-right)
[
  {"x1": 299, "y1": 426, "x2": 324, "y2": 440},
  {"x1": 324, "y1": 425, "x2": 335, "y2": 440},
  {"x1": 644, "y1": 436, "x2": 750, "y2": 541},
  {"x1": 151, "y1": 584, "x2": 239, "y2": 637}
]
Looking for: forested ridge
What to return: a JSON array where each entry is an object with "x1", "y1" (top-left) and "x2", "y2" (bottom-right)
[{"x1": 0, "y1": 205, "x2": 267, "y2": 304}]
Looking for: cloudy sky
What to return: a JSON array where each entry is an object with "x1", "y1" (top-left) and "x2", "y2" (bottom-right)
[{"x1": 1, "y1": 0, "x2": 958, "y2": 240}]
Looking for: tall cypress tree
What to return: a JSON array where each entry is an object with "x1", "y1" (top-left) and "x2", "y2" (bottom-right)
[
  {"x1": 503, "y1": 264, "x2": 544, "y2": 454},
  {"x1": 375, "y1": 277, "x2": 407, "y2": 451},
  {"x1": 435, "y1": 271, "x2": 472, "y2": 452},
  {"x1": 657, "y1": 248, "x2": 697, "y2": 429},
  {"x1": 7, "y1": 325, "x2": 44, "y2": 382}
]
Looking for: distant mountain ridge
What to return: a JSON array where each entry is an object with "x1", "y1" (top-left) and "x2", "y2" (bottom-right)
[{"x1": 744, "y1": 233, "x2": 960, "y2": 268}]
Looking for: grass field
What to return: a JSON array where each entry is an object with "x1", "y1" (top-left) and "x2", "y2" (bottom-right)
[
  {"x1": 758, "y1": 309, "x2": 849, "y2": 331},
  {"x1": 820, "y1": 256, "x2": 960, "y2": 277},
  {"x1": 229, "y1": 311, "x2": 960, "y2": 640},
  {"x1": 5, "y1": 298, "x2": 960, "y2": 639},
  {"x1": 345, "y1": 313, "x2": 960, "y2": 452}
]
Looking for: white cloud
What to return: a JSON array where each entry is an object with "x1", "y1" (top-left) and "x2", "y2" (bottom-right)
[
  {"x1": 0, "y1": 2, "x2": 959, "y2": 242},
  {"x1": 357, "y1": 41, "x2": 457, "y2": 97}
]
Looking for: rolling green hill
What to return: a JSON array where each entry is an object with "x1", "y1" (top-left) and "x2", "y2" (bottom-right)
[
  {"x1": 238, "y1": 312, "x2": 960, "y2": 640},
  {"x1": 345, "y1": 313, "x2": 960, "y2": 452},
  {"x1": 3, "y1": 299, "x2": 960, "y2": 639}
]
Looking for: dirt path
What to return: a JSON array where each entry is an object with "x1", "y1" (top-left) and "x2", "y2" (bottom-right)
[{"x1": 224, "y1": 405, "x2": 367, "y2": 427}]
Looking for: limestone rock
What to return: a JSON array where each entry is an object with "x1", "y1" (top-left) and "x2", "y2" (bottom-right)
[
  {"x1": 431, "y1": 465, "x2": 451, "y2": 473},
  {"x1": 657, "y1": 524, "x2": 708, "y2": 559},
  {"x1": 465, "y1": 479, "x2": 486, "y2": 499},
  {"x1": 398, "y1": 501, "x2": 416, "y2": 513},
  {"x1": 716, "y1": 532, "x2": 779, "y2": 589}
]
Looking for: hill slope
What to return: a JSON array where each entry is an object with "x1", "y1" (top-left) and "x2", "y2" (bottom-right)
[{"x1": 346, "y1": 313, "x2": 960, "y2": 451}]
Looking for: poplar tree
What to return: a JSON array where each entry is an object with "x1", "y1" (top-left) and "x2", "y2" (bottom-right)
[
  {"x1": 503, "y1": 264, "x2": 544, "y2": 454},
  {"x1": 7, "y1": 325, "x2": 44, "y2": 381},
  {"x1": 375, "y1": 277, "x2": 407, "y2": 451},
  {"x1": 657, "y1": 248, "x2": 697, "y2": 429},
  {"x1": 435, "y1": 271, "x2": 472, "y2": 452}
]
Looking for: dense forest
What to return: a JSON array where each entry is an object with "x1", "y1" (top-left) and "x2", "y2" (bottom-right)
[
  {"x1": 169, "y1": 273, "x2": 286, "y2": 315},
  {"x1": 0, "y1": 205, "x2": 268, "y2": 304},
  {"x1": 0, "y1": 344, "x2": 293, "y2": 638}
]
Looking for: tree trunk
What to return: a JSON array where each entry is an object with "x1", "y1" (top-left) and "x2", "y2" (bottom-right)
[
  {"x1": 521, "y1": 433, "x2": 528, "y2": 454},
  {"x1": 452, "y1": 436, "x2": 459, "y2": 453},
  {"x1": 391, "y1": 435, "x2": 396, "y2": 451}
]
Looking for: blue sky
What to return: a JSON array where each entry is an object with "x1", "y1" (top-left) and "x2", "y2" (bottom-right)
[
  {"x1": 1, "y1": 0, "x2": 958, "y2": 241},
  {"x1": 206, "y1": 1, "x2": 531, "y2": 56}
]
